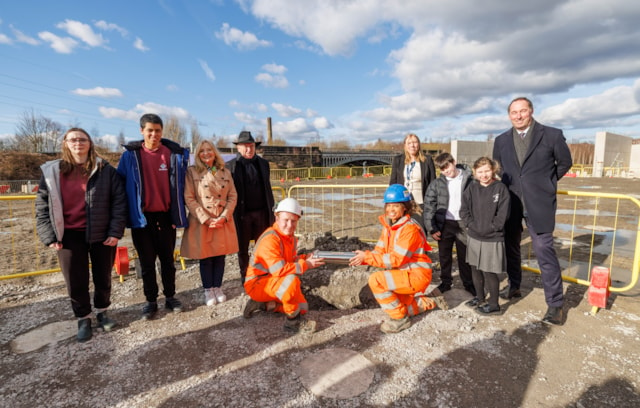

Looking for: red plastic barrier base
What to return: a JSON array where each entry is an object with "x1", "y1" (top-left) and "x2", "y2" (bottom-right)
[{"x1": 588, "y1": 266, "x2": 610, "y2": 308}]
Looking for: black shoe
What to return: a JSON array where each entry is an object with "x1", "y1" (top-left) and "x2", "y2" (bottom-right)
[
  {"x1": 165, "y1": 297, "x2": 183, "y2": 313},
  {"x1": 436, "y1": 283, "x2": 452, "y2": 293},
  {"x1": 499, "y1": 286, "x2": 522, "y2": 300},
  {"x1": 77, "y1": 318, "x2": 92, "y2": 342},
  {"x1": 97, "y1": 312, "x2": 117, "y2": 332},
  {"x1": 542, "y1": 306, "x2": 564, "y2": 326},
  {"x1": 142, "y1": 301, "x2": 158, "y2": 320},
  {"x1": 476, "y1": 304, "x2": 501, "y2": 315},
  {"x1": 464, "y1": 286, "x2": 477, "y2": 297},
  {"x1": 465, "y1": 297, "x2": 483, "y2": 308}
]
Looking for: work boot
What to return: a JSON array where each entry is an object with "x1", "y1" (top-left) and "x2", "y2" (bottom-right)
[
  {"x1": 96, "y1": 311, "x2": 117, "y2": 332},
  {"x1": 77, "y1": 318, "x2": 92, "y2": 342},
  {"x1": 243, "y1": 298, "x2": 265, "y2": 318},
  {"x1": 380, "y1": 316, "x2": 411, "y2": 334},
  {"x1": 283, "y1": 314, "x2": 316, "y2": 334},
  {"x1": 417, "y1": 296, "x2": 437, "y2": 313}
]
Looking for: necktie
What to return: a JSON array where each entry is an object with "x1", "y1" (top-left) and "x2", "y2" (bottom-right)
[{"x1": 520, "y1": 132, "x2": 526, "y2": 139}]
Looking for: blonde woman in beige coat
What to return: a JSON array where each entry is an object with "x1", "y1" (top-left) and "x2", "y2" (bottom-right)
[{"x1": 181, "y1": 140, "x2": 239, "y2": 306}]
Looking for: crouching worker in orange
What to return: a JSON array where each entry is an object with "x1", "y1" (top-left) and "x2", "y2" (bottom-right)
[
  {"x1": 350, "y1": 184, "x2": 444, "y2": 334},
  {"x1": 243, "y1": 198, "x2": 325, "y2": 333}
]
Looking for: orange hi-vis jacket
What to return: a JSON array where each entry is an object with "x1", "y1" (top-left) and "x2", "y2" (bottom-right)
[
  {"x1": 365, "y1": 214, "x2": 433, "y2": 319},
  {"x1": 244, "y1": 222, "x2": 310, "y2": 317}
]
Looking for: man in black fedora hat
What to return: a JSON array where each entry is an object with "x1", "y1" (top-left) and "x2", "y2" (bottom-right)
[{"x1": 226, "y1": 131, "x2": 275, "y2": 284}]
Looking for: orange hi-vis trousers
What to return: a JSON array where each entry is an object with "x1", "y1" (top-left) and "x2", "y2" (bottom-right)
[
  {"x1": 244, "y1": 273, "x2": 308, "y2": 318},
  {"x1": 369, "y1": 268, "x2": 433, "y2": 319}
]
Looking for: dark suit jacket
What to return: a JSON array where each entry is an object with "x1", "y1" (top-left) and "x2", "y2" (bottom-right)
[
  {"x1": 389, "y1": 153, "x2": 436, "y2": 200},
  {"x1": 493, "y1": 120, "x2": 572, "y2": 233},
  {"x1": 226, "y1": 154, "x2": 275, "y2": 226}
]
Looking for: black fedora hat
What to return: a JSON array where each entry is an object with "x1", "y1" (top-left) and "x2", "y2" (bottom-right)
[{"x1": 233, "y1": 131, "x2": 262, "y2": 146}]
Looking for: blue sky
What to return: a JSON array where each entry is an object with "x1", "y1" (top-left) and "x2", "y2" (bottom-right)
[{"x1": 1, "y1": 0, "x2": 639, "y2": 149}]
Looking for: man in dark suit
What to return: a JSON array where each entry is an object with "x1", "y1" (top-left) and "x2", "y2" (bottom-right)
[
  {"x1": 226, "y1": 131, "x2": 275, "y2": 284},
  {"x1": 493, "y1": 97, "x2": 573, "y2": 325}
]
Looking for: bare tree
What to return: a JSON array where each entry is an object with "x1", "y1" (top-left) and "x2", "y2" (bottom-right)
[
  {"x1": 163, "y1": 115, "x2": 187, "y2": 145},
  {"x1": 117, "y1": 129, "x2": 126, "y2": 148},
  {"x1": 13, "y1": 109, "x2": 63, "y2": 152},
  {"x1": 190, "y1": 120, "x2": 202, "y2": 148}
]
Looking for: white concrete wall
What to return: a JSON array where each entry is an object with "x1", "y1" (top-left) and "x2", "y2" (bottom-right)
[
  {"x1": 451, "y1": 140, "x2": 495, "y2": 166},
  {"x1": 630, "y1": 144, "x2": 640, "y2": 178},
  {"x1": 593, "y1": 132, "x2": 632, "y2": 177}
]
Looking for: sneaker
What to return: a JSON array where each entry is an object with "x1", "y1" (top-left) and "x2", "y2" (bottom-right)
[
  {"x1": 97, "y1": 312, "x2": 117, "y2": 332},
  {"x1": 204, "y1": 288, "x2": 217, "y2": 306},
  {"x1": 380, "y1": 316, "x2": 411, "y2": 334},
  {"x1": 142, "y1": 302, "x2": 158, "y2": 320},
  {"x1": 476, "y1": 304, "x2": 501, "y2": 315},
  {"x1": 77, "y1": 318, "x2": 92, "y2": 342},
  {"x1": 243, "y1": 298, "x2": 265, "y2": 318},
  {"x1": 465, "y1": 297, "x2": 484, "y2": 308},
  {"x1": 165, "y1": 297, "x2": 183, "y2": 313},
  {"x1": 213, "y1": 287, "x2": 227, "y2": 304}
]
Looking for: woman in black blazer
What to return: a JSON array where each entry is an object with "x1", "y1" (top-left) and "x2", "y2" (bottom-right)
[{"x1": 389, "y1": 133, "x2": 436, "y2": 231}]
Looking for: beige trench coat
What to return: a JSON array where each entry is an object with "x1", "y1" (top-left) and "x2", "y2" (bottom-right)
[{"x1": 180, "y1": 166, "x2": 239, "y2": 259}]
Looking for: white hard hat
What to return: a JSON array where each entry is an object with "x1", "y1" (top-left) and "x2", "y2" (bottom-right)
[{"x1": 274, "y1": 198, "x2": 303, "y2": 216}]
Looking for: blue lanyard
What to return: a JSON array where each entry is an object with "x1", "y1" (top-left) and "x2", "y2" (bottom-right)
[{"x1": 406, "y1": 161, "x2": 416, "y2": 182}]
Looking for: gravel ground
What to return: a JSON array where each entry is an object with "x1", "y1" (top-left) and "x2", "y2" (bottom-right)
[
  {"x1": 2, "y1": 175, "x2": 640, "y2": 407},
  {"x1": 1, "y1": 250, "x2": 639, "y2": 408}
]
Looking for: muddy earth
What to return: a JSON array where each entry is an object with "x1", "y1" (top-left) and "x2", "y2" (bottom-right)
[{"x1": 1, "y1": 175, "x2": 639, "y2": 407}]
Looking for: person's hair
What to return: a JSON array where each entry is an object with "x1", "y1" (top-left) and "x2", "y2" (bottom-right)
[
  {"x1": 193, "y1": 139, "x2": 225, "y2": 173},
  {"x1": 472, "y1": 156, "x2": 501, "y2": 178},
  {"x1": 434, "y1": 152, "x2": 456, "y2": 170},
  {"x1": 60, "y1": 128, "x2": 96, "y2": 175},
  {"x1": 403, "y1": 133, "x2": 426, "y2": 164},
  {"x1": 508, "y1": 97, "x2": 533, "y2": 112},
  {"x1": 140, "y1": 113, "x2": 163, "y2": 129}
]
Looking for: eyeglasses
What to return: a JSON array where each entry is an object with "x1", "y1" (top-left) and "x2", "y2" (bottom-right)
[{"x1": 66, "y1": 138, "x2": 90, "y2": 144}]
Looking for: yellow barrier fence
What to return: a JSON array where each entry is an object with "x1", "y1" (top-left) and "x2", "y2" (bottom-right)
[
  {"x1": 2, "y1": 184, "x2": 638, "y2": 297},
  {"x1": 285, "y1": 184, "x2": 639, "y2": 295}
]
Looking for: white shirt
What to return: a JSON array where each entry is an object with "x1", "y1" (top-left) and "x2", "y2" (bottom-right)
[
  {"x1": 445, "y1": 170, "x2": 463, "y2": 220},
  {"x1": 404, "y1": 161, "x2": 423, "y2": 204}
]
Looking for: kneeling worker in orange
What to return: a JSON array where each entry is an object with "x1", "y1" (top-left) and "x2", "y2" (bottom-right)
[
  {"x1": 350, "y1": 184, "x2": 443, "y2": 334},
  {"x1": 243, "y1": 198, "x2": 325, "y2": 332}
]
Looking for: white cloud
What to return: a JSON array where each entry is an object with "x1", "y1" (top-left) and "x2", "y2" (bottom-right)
[
  {"x1": 234, "y1": 111, "x2": 263, "y2": 126},
  {"x1": 198, "y1": 59, "x2": 216, "y2": 82},
  {"x1": 256, "y1": 63, "x2": 289, "y2": 88},
  {"x1": 271, "y1": 103, "x2": 301, "y2": 117},
  {"x1": 313, "y1": 116, "x2": 333, "y2": 129},
  {"x1": 99, "y1": 103, "x2": 191, "y2": 121},
  {"x1": 94, "y1": 20, "x2": 128, "y2": 37},
  {"x1": 56, "y1": 19, "x2": 106, "y2": 47},
  {"x1": 0, "y1": 33, "x2": 11, "y2": 44},
  {"x1": 133, "y1": 37, "x2": 149, "y2": 52},
  {"x1": 38, "y1": 31, "x2": 78, "y2": 54},
  {"x1": 215, "y1": 22, "x2": 271, "y2": 50},
  {"x1": 166, "y1": 84, "x2": 179, "y2": 92},
  {"x1": 10, "y1": 25, "x2": 39, "y2": 45},
  {"x1": 262, "y1": 63, "x2": 286, "y2": 74},
  {"x1": 255, "y1": 72, "x2": 289, "y2": 88},
  {"x1": 72, "y1": 87, "x2": 123, "y2": 97}
]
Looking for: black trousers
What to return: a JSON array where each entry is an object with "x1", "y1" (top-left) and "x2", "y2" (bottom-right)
[
  {"x1": 236, "y1": 209, "x2": 271, "y2": 282},
  {"x1": 437, "y1": 220, "x2": 473, "y2": 288},
  {"x1": 57, "y1": 229, "x2": 116, "y2": 317},
  {"x1": 131, "y1": 212, "x2": 177, "y2": 302}
]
